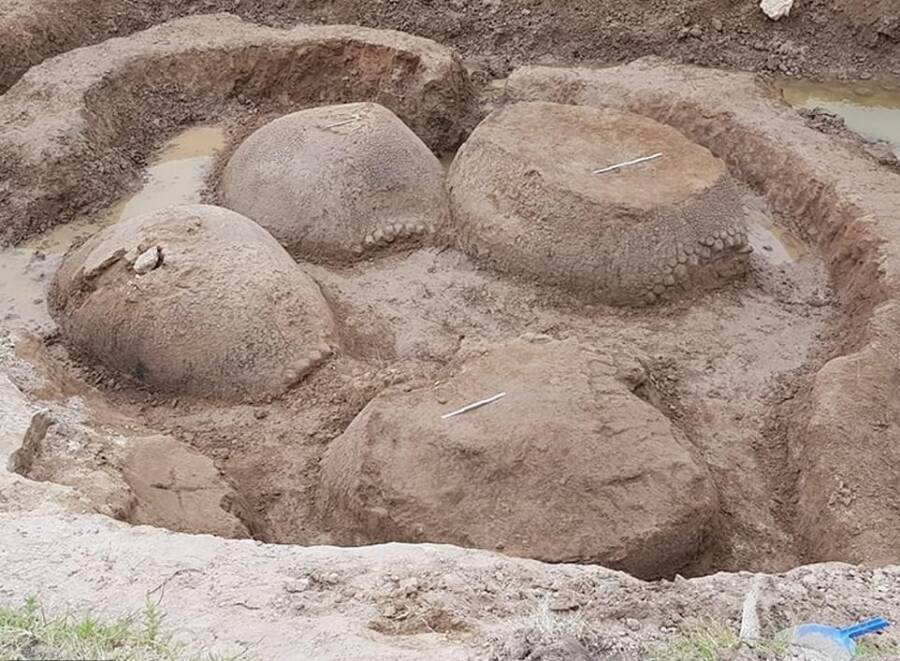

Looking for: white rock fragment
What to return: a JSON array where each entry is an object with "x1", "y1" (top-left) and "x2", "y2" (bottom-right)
[
  {"x1": 760, "y1": 0, "x2": 793, "y2": 20},
  {"x1": 133, "y1": 246, "x2": 162, "y2": 274}
]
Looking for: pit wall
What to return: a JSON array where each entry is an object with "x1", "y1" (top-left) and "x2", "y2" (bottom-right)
[
  {"x1": 0, "y1": 14, "x2": 472, "y2": 245},
  {"x1": 0, "y1": 0, "x2": 150, "y2": 93},
  {"x1": 505, "y1": 59, "x2": 900, "y2": 565}
]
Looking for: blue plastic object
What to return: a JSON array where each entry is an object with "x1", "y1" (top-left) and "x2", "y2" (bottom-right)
[{"x1": 791, "y1": 617, "x2": 890, "y2": 657}]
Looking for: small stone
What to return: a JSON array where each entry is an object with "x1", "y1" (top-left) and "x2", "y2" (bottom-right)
[
  {"x1": 549, "y1": 593, "x2": 579, "y2": 612},
  {"x1": 364, "y1": 233, "x2": 376, "y2": 246},
  {"x1": 711, "y1": 18, "x2": 723, "y2": 32},
  {"x1": 285, "y1": 577, "x2": 311, "y2": 593},
  {"x1": 133, "y1": 246, "x2": 162, "y2": 274},
  {"x1": 689, "y1": 25, "x2": 703, "y2": 38},
  {"x1": 664, "y1": 274, "x2": 676, "y2": 286},
  {"x1": 254, "y1": 409, "x2": 269, "y2": 420},
  {"x1": 625, "y1": 618, "x2": 641, "y2": 631},
  {"x1": 713, "y1": 239, "x2": 725, "y2": 252}
]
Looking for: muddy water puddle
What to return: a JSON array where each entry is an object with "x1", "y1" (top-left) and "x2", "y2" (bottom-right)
[
  {"x1": 0, "y1": 125, "x2": 225, "y2": 332},
  {"x1": 743, "y1": 194, "x2": 807, "y2": 265},
  {"x1": 782, "y1": 80, "x2": 900, "y2": 155}
]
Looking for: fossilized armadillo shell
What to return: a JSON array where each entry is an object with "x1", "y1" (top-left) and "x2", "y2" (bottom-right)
[
  {"x1": 320, "y1": 338, "x2": 718, "y2": 578},
  {"x1": 447, "y1": 102, "x2": 751, "y2": 305},
  {"x1": 220, "y1": 102, "x2": 449, "y2": 261},
  {"x1": 51, "y1": 204, "x2": 336, "y2": 399}
]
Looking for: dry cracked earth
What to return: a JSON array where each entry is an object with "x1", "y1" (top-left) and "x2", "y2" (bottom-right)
[{"x1": 1, "y1": 1, "x2": 900, "y2": 660}]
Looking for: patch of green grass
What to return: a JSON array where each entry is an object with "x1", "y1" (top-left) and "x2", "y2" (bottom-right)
[
  {"x1": 648, "y1": 623, "x2": 742, "y2": 661},
  {"x1": 648, "y1": 622, "x2": 794, "y2": 661},
  {"x1": 0, "y1": 597, "x2": 247, "y2": 661}
]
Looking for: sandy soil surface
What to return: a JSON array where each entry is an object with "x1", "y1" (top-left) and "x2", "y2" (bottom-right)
[{"x1": 3, "y1": 512, "x2": 900, "y2": 660}]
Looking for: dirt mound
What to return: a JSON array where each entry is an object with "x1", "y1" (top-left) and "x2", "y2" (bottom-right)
[
  {"x1": 448, "y1": 102, "x2": 750, "y2": 305},
  {"x1": 320, "y1": 338, "x2": 718, "y2": 578},
  {"x1": 220, "y1": 102, "x2": 448, "y2": 261},
  {"x1": 50, "y1": 204, "x2": 336, "y2": 399}
]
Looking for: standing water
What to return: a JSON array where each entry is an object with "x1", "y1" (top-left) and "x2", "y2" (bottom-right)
[
  {"x1": 0, "y1": 125, "x2": 225, "y2": 333},
  {"x1": 781, "y1": 80, "x2": 900, "y2": 156}
]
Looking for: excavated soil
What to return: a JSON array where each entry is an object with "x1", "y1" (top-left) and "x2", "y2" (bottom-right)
[
  {"x1": 39, "y1": 206, "x2": 832, "y2": 579},
  {"x1": 2, "y1": 8, "x2": 900, "y2": 597},
  {"x1": 19, "y1": 86, "x2": 836, "y2": 577},
  {"x1": 1, "y1": 0, "x2": 898, "y2": 95}
]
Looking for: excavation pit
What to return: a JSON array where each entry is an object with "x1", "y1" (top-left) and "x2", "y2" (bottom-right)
[{"x1": 1, "y1": 16, "x2": 899, "y2": 589}]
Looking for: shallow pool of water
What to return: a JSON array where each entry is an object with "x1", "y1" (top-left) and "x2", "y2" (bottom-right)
[
  {"x1": 742, "y1": 194, "x2": 807, "y2": 266},
  {"x1": 781, "y1": 80, "x2": 900, "y2": 154},
  {"x1": 0, "y1": 125, "x2": 225, "y2": 333}
]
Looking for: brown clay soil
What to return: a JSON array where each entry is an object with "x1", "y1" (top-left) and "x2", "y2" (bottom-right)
[
  {"x1": 45, "y1": 166, "x2": 834, "y2": 578},
  {"x1": 1, "y1": 8, "x2": 900, "y2": 586},
  {"x1": 1, "y1": 0, "x2": 899, "y2": 94}
]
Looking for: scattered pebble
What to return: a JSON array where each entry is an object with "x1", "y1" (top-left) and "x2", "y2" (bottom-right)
[{"x1": 133, "y1": 246, "x2": 162, "y2": 274}]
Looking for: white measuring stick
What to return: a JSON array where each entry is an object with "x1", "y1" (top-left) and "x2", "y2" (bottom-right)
[
  {"x1": 441, "y1": 392, "x2": 507, "y2": 419},
  {"x1": 592, "y1": 152, "x2": 663, "y2": 174},
  {"x1": 322, "y1": 116, "x2": 361, "y2": 129}
]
